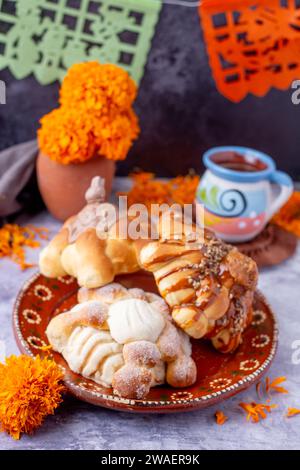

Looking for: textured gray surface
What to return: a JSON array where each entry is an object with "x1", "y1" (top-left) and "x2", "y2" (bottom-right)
[
  {"x1": 1, "y1": 2, "x2": 300, "y2": 179},
  {"x1": 0, "y1": 180, "x2": 300, "y2": 450}
]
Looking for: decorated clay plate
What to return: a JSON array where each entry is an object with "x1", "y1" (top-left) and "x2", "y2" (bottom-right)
[{"x1": 13, "y1": 271, "x2": 278, "y2": 413}]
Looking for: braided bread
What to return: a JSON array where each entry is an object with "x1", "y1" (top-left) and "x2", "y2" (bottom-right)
[{"x1": 137, "y1": 213, "x2": 258, "y2": 353}]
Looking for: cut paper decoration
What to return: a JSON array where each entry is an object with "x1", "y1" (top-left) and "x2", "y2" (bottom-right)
[
  {"x1": 199, "y1": 0, "x2": 300, "y2": 102},
  {"x1": 0, "y1": 0, "x2": 162, "y2": 85}
]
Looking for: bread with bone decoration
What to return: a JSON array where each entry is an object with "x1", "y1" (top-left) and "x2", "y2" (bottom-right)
[{"x1": 46, "y1": 283, "x2": 196, "y2": 399}]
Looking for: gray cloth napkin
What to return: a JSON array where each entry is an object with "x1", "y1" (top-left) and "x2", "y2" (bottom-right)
[{"x1": 0, "y1": 140, "x2": 38, "y2": 217}]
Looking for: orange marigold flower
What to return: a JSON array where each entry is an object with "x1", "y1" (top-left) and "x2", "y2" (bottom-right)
[
  {"x1": 272, "y1": 192, "x2": 300, "y2": 237},
  {"x1": 95, "y1": 109, "x2": 140, "y2": 161},
  {"x1": 60, "y1": 62, "x2": 137, "y2": 113},
  {"x1": 215, "y1": 410, "x2": 228, "y2": 425},
  {"x1": 38, "y1": 108, "x2": 96, "y2": 165},
  {"x1": 286, "y1": 407, "x2": 300, "y2": 418},
  {"x1": 38, "y1": 62, "x2": 140, "y2": 164},
  {"x1": 119, "y1": 172, "x2": 200, "y2": 209},
  {"x1": 0, "y1": 224, "x2": 48, "y2": 269},
  {"x1": 168, "y1": 174, "x2": 200, "y2": 206},
  {"x1": 239, "y1": 401, "x2": 277, "y2": 423},
  {"x1": 0, "y1": 355, "x2": 65, "y2": 440}
]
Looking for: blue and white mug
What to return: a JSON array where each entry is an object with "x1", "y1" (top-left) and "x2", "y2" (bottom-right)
[{"x1": 195, "y1": 146, "x2": 293, "y2": 242}]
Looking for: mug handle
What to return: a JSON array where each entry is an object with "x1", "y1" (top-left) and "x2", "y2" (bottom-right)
[{"x1": 268, "y1": 171, "x2": 293, "y2": 219}]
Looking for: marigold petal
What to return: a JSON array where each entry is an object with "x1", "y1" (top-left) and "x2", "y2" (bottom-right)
[
  {"x1": 266, "y1": 376, "x2": 288, "y2": 394},
  {"x1": 239, "y1": 401, "x2": 277, "y2": 423},
  {"x1": 0, "y1": 224, "x2": 47, "y2": 270},
  {"x1": 215, "y1": 410, "x2": 228, "y2": 425},
  {"x1": 286, "y1": 407, "x2": 300, "y2": 418}
]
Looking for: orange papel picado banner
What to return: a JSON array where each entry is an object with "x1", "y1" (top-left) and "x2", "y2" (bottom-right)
[{"x1": 199, "y1": 0, "x2": 300, "y2": 102}]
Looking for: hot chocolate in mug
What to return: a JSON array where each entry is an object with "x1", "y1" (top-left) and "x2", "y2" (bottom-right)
[{"x1": 195, "y1": 146, "x2": 293, "y2": 242}]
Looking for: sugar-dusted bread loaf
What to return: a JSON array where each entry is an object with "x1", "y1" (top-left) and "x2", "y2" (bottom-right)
[
  {"x1": 47, "y1": 284, "x2": 197, "y2": 399},
  {"x1": 46, "y1": 300, "x2": 124, "y2": 386}
]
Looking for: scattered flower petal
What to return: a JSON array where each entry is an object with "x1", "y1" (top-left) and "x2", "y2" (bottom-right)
[
  {"x1": 119, "y1": 172, "x2": 200, "y2": 208},
  {"x1": 0, "y1": 224, "x2": 48, "y2": 269},
  {"x1": 272, "y1": 192, "x2": 300, "y2": 238},
  {"x1": 239, "y1": 402, "x2": 277, "y2": 423},
  {"x1": 266, "y1": 376, "x2": 288, "y2": 395},
  {"x1": 286, "y1": 408, "x2": 300, "y2": 418},
  {"x1": 256, "y1": 381, "x2": 263, "y2": 400},
  {"x1": 215, "y1": 410, "x2": 228, "y2": 425}
]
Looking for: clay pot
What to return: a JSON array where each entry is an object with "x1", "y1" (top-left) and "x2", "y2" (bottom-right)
[{"x1": 37, "y1": 152, "x2": 115, "y2": 221}]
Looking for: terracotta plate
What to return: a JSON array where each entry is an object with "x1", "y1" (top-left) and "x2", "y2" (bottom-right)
[{"x1": 13, "y1": 271, "x2": 278, "y2": 413}]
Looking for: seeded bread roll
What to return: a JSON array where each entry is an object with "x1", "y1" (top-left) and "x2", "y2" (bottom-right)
[{"x1": 137, "y1": 212, "x2": 258, "y2": 353}]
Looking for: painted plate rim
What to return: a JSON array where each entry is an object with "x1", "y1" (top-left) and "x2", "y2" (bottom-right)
[{"x1": 13, "y1": 272, "x2": 279, "y2": 413}]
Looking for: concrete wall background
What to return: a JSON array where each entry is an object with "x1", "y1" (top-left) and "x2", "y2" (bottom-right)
[{"x1": 1, "y1": 3, "x2": 300, "y2": 180}]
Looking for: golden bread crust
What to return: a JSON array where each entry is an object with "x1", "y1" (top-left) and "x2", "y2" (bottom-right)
[{"x1": 40, "y1": 179, "x2": 258, "y2": 355}]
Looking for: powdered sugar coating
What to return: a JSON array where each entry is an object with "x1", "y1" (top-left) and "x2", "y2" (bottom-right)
[
  {"x1": 157, "y1": 321, "x2": 182, "y2": 361},
  {"x1": 128, "y1": 288, "x2": 148, "y2": 301},
  {"x1": 78, "y1": 283, "x2": 130, "y2": 304},
  {"x1": 150, "y1": 299, "x2": 170, "y2": 320},
  {"x1": 49, "y1": 282, "x2": 197, "y2": 399},
  {"x1": 166, "y1": 356, "x2": 197, "y2": 388},
  {"x1": 71, "y1": 300, "x2": 109, "y2": 329},
  {"x1": 123, "y1": 340, "x2": 161, "y2": 367},
  {"x1": 112, "y1": 364, "x2": 153, "y2": 400},
  {"x1": 108, "y1": 298, "x2": 165, "y2": 344}
]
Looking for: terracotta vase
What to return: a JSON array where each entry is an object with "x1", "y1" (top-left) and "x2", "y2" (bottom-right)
[{"x1": 37, "y1": 152, "x2": 115, "y2": 221}]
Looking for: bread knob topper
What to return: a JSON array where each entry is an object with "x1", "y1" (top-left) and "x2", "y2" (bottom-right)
[
  {"x1": 85, "y1": 175, "x2": 106, "y2": 204},
  {"x1": 67, "y1": 176, "x2": 117, "y2": 243}
]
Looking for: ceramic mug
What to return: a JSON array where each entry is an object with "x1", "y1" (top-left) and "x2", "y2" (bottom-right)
[{"x1": 195, "y1": 146, "x2": 293, "y2": 242}]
